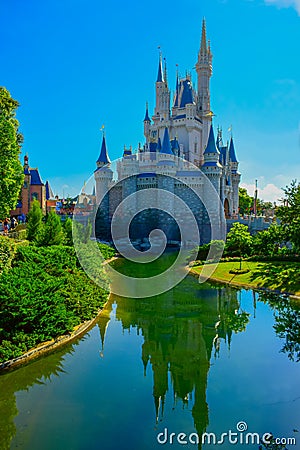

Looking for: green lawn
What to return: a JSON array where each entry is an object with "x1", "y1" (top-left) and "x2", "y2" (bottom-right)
[{"x1": 192, "y1": 260, "x2": 300, "y2": 296}]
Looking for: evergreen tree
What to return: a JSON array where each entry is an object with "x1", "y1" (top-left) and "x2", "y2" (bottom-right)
[
  {"x1": 63, "y1": 217, "x2": 73, "y2": 246},
  {"x1": 26, "y1": 200, "x2": 43, "y2": 242},
  {"x1": 39, "y1": 210, "x2": 63, "y2": 246},
  {"x1": 0, "y1": 87, "x2": 24, "y2": 218}
]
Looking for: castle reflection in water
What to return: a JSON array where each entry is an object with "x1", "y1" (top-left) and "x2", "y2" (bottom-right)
[{"x1": 97, "y1": 276, "x2": 242, "y2": 439}]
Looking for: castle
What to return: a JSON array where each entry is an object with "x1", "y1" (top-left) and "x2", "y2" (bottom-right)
[
  {"x1": 10, "y1": 154, "x2": 55, "y2": 218},
  {"x1": 94, "y1": 20, "x2": 241, "y2": 245}
]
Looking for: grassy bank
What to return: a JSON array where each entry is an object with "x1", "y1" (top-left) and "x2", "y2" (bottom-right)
[
  {"x1": 0, "y1": 239, "x2": 115, "y2": 364},
  {"x1": 191, "y1": 260, "x2": 300, "y2": 296}
]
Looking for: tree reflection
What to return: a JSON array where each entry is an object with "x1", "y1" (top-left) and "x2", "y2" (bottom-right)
[
  {"x1": 0, "y1": 341, "x2": 78, "y2": 449},
  {"x1": 258, "y1": 291, "x2": 300, "y2": 362}
]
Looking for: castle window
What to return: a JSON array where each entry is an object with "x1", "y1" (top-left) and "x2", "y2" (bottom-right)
[
  {"x1": 31, "y1": 192, "x2": 38, "y2": 201},
  {"x1": 24, "y1": 181, "x2": 28, "y2": 189}
]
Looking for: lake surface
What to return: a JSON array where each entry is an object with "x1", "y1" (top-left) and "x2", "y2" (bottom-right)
[{"x1": 1, "y1": 267, "x2": 300, "y2": 449}]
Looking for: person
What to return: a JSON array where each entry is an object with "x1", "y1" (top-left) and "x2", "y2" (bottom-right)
[
  {"x1": 11, "y1": 217, "x2": 18, "y2": 230},
  {"x1": 3, "y1": 218, "x2": 9, "y2": 235}
]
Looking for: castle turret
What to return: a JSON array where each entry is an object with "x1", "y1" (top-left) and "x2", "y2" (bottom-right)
[
  {"x1": 196, "y1": 19, "x2": 212, "y2": 115},
  {"x1": 154, "y1": 53, "x2": 170, "y2": 120},
  {"x1": 94, "y1": 134, "x2": 113, "y2": 206},
  {"x1": 143, "y1": 102, "x2": 151, "y2": 141},
  {"x1": 96, "y1": 135, "x2": 111, "y2": 168},
  {"x1": 228, "y1": 137, "x2": 241, "y2": 216},
  {"x1": 202, "y1": 124, "x2": 222, "y2": 191},
  {"x1": 196, "y1": 19, "x2": 213, "y2": 150}
]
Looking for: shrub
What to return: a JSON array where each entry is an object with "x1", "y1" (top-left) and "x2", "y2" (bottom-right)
[
  {"x1": 97, "y1": 242, "x2": 116, "y2": 260},
  {"x1": 229, "y1": 268, "x2": 250, "y2": 275},
  {"x1": 0, "y1": 245, "x2": 109, "y2": 362},
  {"x1": 0, "y1": 236, "x2": 16, "y2": 273}
]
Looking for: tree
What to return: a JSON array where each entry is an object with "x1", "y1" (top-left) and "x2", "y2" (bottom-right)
[
  {"x1": 276, "y1": 180, "x2": 300, "y2": 252},
  {"x1": 73, "y1": 220, "x2": 92, "y2": 244},
  {"x1": 226, "y1": 222, "x2": 252, "y2": 268},
  {"x1": 252, "y1": 225, "x2": 283, "y2": 256},
  {"x1": 239, "y1": 187, "x2": 274, "y2": 216},
  {"x1": 26, "y1": 200, "x2": 43, "y2": 242},
  {"x1": 63, "y1": 217, "x2": 73, "y2": 246},
  {"x1": 0, "y1": 87, "x2": 24, "y2": 218},
  {"x1": 38, "y1": 210, "x2": 64, "y2": 246},
  {"x1": 256, "y1": 198, "x2": 274, "y2": 215},
  {"x1": 238, "y1": 188, "x2": 252, "y2": 215}
]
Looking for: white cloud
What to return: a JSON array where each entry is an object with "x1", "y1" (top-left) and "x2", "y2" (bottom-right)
[
  {"x1": 240, "y1": 181, "x2": 284, "y2": 203},
  {"x1": 264, "y1": 0, "x2": 300, "y2": 14}
]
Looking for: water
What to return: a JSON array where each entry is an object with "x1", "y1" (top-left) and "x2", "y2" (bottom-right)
[{"x1": 1, "y1": 268, "x2": 300, "y2": 449}]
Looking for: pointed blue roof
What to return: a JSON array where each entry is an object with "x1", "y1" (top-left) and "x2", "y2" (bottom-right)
[
  {"x1": 161, "y1": 128, "x2": 173, "y2": 155},
  {"x1": 229, "y1": 137, "x2": 238, "y2": 163},
  {"x1": 204, "y1": 125, "x2": 220, "y2": 155},
  {"x1": 45, "y1": 180, "x2": 54, "y2": 200},
  {"x1": 144, "y1": 104, "x2": 151, "y2": 122},
  {"x1": 30, "y1": 169, "x2": 43, "y2": 185},
  {"x1": 171, "y1": 137, "x2": 180, "y2": 152},
  {"x1": 96, "y1": 136, "x2": 111, "y2": 165},
  {"x1": 157, "y1": 54, "x2": 164, "y2": 82},
  {"x1": 179, "y1": 79, "x2": 194, "y2": 107},
  {"x1": 157, "y1": 137, "x2": 162, "y2": 152}
]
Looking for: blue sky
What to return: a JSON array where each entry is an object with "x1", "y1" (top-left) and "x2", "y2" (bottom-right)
[{"x1": 1, "y1": 0, "x2": 300, "y2": 202}]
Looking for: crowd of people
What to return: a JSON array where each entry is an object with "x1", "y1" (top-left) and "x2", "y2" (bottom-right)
[{"x1": 1, "y1": 214, "x2": 26, "y2": 235}]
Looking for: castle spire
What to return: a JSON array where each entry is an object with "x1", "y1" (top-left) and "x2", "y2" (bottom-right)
[
  {"x1": 196, "y1": 19, "x2": 213, "y2": 148},
  {"x1": 155, "y1": 51, "x2": 170, "y2": 118},
  {"x1": 143, "y1": 102, "x2": 151, "y2": 122},
  {"x1": 174, "y1": 66, "x2": 179, "y2": 107},
  {"x1": 204, "y1": 124, "x2": 219, "y2": 155},
  {"x1": 161, "y1": 127, "x2": 173, "y2": 155},
  {"x1": 229, "y1": 136, "x2": 238, "y2": 163},
  {"x1": 200, "y1": 18, "x2": 207, "y2": 55},
  {"x1": 163, "y1": 58, "x2": 168, "y2": 85},
  {"x1": 157, "y1": 51, "x2": 164, "y2": 83},
  {"x1": 96, "y1": 134, "x2": 111, "y2": 167},
  {"x1": 216, "y1": 126, "x2": 223, "y2": 149}
]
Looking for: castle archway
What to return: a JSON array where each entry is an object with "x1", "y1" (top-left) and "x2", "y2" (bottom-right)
[{"x1": 224, "y1": 198, "x2": 230, "y2": 219}]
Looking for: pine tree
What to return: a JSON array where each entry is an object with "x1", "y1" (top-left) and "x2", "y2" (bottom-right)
[
  {"x1": 26, "y1": 200, "x2": 43, "y2": 242},
  {"x1": 63, "y1": 217, "x2": 73, "y2": 246},
  {"x1": 39, "y1": 210, "x2": 63, "y2": 246}
]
